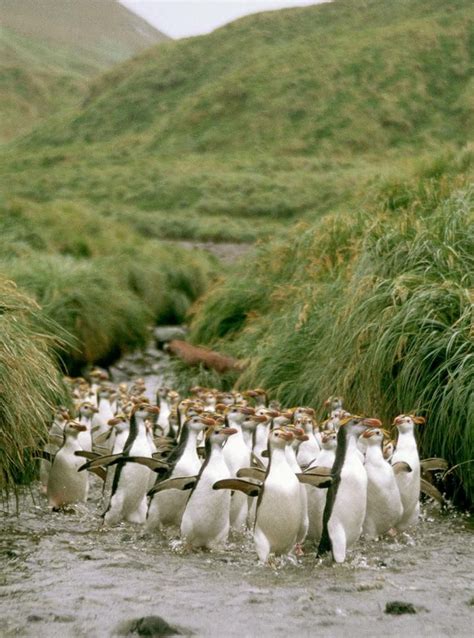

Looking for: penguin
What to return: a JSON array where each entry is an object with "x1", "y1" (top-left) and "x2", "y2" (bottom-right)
[
  {"x1": 318, "y1": 416, "x2": 381, "y2": 563},
  {"x1": 77, "y1": 401, "x2": 98, "y2": 452},
  {"x1": 92, "y1": 387, "x2": 115, "y2": 440},
  {"x1": 222, "y1": 405, "x2": 256, "y2": 530},
  {"x1": 156, "y1": 386, "x2": 171, "y2": 436},
  {"x1": 305, "y1": 430, "x2": 337, "y2": 544},
  {"x1": 324, "y1": 396, "x2": 344, "y2": 417},
  {"x1": 244, "y1": 388, "x2": 268, "y2": 408},
  {"x1": 39, "y1": 407, "x2": 69, "y2": 494},
  {"x1": 362, "y1": 428, "x2": 403, "y2": 538},
  {"x1": 102, "y1": 403, "x2": 159, "y2": 525},
  {"x1": 47, "y1": 420, "x2": 89, "y2": 509},
  {"x1": 391, "y1": 414, "x2": 424, "y2": 530},
  {"x1": 295, "y1": 415, "x2": 320, "y2": 469},
  {"x1": 285, "y1": 427, "x2": 309, "y2": 551},
  {"x1": 100, "y1": 413, "x2": 130, "y2": 495},
  {"x1": 179, "y1": 424, "x2": 237, "y2": 549},
  {"x1": 241, "y1": 415, "x2": 258, "y2": 451},
  {"x1": 146, "y1": 414, "x2": 214, "y2": 533},
  {"x1": 252, "y1": 408, "x2": 277, "y2": 467},
  {"x1": 215, "y1": 428, "x2": 303, "y2": 563}
]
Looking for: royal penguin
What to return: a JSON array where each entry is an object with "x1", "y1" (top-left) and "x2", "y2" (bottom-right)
[
  {"x1": 77, "y1": 401, "x2": 98, "y2": 452},
  {"x1": 146, "y1": 414, "x2": 214, "y2": 533},
  {"x1": 318, "y1": 416, "x2": 381, "y2": 563},
  {"x1": 244, "y1": 388, "x2": 268, "y2": 408},
  {"x1": 222, "y1": 405, "x2": 255, "y2": 530},
  {"x1": 100, "y1": 412, "x2": 130, "y2": 494},
  {"x1": 305, "y1": 430, "x2": 337, "y2": 544},
  {"x1": 178, "y1": 424, "x2": 237, "y2": 548},
  {"x1": 252, "y1": 408, "x2": 277, "y2": 467},
  {"x1": 362, "y1": 428, "x2": 403, "y2": 538},
  {"x1": 391, "y1": 414, "x2": 424, "y2": 530},
  {"x1": 47, "y1": 420, "x2": 89, "y2": 509},
  {"x1": 285, "y1": 427, "x2": 309, "y2": 551},
  {"x1": 101, "y1": 403, "x2": 159, "y2": 525},
  {"x1": 295, "y1": 415, "x2": 320, "y2": 469},
  {"x1": 216, "y1": 428, "x2": 303, "y2": 562},
  {"x1": 39, "y1": 407, "x2": 69, "y2": 494},
  {"x1": 92, "y1": 386, "x2": 115, "y2": 440},
  {"x1": 156, "y1": 386, "x2": 172, "y2": 436},
  {"x1": 324, "y1": 396, "x2": 344, "y2": 418}
]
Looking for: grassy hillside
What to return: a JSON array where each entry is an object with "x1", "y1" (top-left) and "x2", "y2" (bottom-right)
[
  {"x1": 2, "y1": 0, "x2": 471, "y2": 241},
  {"x1": 0, "y1": 0, "x2": 168, "y2": 141}
]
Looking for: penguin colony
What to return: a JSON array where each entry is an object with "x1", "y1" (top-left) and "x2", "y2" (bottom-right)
[{"x1": 39, "y1": 371, "x2": 447, "y2": 564}]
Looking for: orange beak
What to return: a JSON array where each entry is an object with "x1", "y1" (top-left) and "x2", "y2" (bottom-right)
[
  {"x1": 201, "y1": 417, "x2": 217, "y2": 426},
  {"x1": 220, "y1": 427, "x2": 238, "y2": 436}
]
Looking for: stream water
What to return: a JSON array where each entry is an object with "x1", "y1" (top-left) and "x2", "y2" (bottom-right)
[{"x1": 1, "y1": 343, "x2": 473, "y2": 637}]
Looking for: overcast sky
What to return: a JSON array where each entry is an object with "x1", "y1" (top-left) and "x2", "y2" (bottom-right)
[{"x1": 119, "y1": 0, "x2": 330, "y2": 39}]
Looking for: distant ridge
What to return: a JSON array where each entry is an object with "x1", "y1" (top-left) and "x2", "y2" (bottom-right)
[
  {"x1": 0, "y1": 0, "x2": 168, "y2": 63},
  {"x1": 0, "y1": 0, "x2": 169, "y2": 141}
]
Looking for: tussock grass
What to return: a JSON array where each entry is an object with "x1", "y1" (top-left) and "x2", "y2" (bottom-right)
[
  {"x1": 189, "y1": 154, "x2": 474, "y2": 504},
  {"x1": 0, "y1": 200, "x2": 217, "y2": 370},
  {"x1": 0, "y1": 278, "x2": 65, "y2": 490}
]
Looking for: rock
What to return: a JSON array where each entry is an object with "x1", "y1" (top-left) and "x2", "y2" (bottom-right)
[
  {"x1": 154, "y1": 326, "x2": 187, "y2": 348},
  {"x1": 116, "y1": 615, "x2": 182, "y2": 636},
  {"x1": 385, "y1": 601, "x2": 417, "y2": 615}
]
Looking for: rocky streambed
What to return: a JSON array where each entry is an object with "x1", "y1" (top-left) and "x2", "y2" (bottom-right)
[{"x1": 1, "y1": 341, "x2": 473, "y2": 637}]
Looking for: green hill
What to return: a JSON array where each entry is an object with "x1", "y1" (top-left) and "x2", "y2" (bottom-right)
[
  {"x1": 0, "y1": 0, "x2": 168, "y2": 141},
  {"x1": 1, "y1": 0, "x2": 471, "y2": 242},
  {"x1": 19, "y1": 0, "x2": 472, "y2": 152}
]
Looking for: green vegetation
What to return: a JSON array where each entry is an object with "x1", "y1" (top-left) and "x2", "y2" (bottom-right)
[
  {"x1": 1, "y1": 0, "x2": 471, "y2": 241},
  {"x1": 0, "y1": 198, "x2": 216, "y2": 371},
  {"x1": 188, "y1": 149, "x2": 474, "y2": 504},
  {"x1": 0, "y1": 278, "x2": 65, "y2": 490},
  {"x1": 0, "y1": 0, "x2": 167, "y2": 141}
]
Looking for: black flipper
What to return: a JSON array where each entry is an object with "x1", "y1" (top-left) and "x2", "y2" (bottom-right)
[
  {"x1": 303, "y1": 466, "x2": 332, "y2": 476},
  {"x1": 121, "y1": 456, "x2": 169, "y2": 471},
  {"x1": 147, "y1": 476, "x2": 197, "y2": 496},
  {"x1": 74, "y1": 451, "x2": 101, "y2": 460},
  {"x1": 420, "y1": 458, "x2": 449, "y2": 472},
  {"x1": 237, "y1": 467, "x2": 266, "y2": 480},
  {"x1": 420, "y1": 478, "x2": 445, "y2": 505},
  {"x1": 297, "y1": 473, "x2": 333, "y2": 488},
  {"x1": 393, "y1": 461, "x2": 412, "y2": 474},
  {"x1": 78, "y1": 453, "x2": 123, "y2": 471},
  {"x1": 213, "y1": 478, "x2": 261, "y2": 497}
]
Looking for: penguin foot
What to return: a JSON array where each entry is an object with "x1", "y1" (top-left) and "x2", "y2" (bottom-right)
[
  {"x1": 386, "y1": 528, "x2": 398, "y2": 538},
  {"x1": 294, "y1": 543, "x2": 304, "y2": 556}
]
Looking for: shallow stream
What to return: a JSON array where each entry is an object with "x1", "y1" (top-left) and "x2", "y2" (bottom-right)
[{"x1": 1, "y1": 344, "x2": 473, "y2": 637}]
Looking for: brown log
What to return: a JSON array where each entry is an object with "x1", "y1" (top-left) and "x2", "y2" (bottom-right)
[{"x1": 167, "y1": 339, "x2": 245, "y2": 374}]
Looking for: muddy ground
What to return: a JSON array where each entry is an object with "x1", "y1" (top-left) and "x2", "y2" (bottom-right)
[{"x1": 1, "y1": 345, "x2": 473, "y2": 637}]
